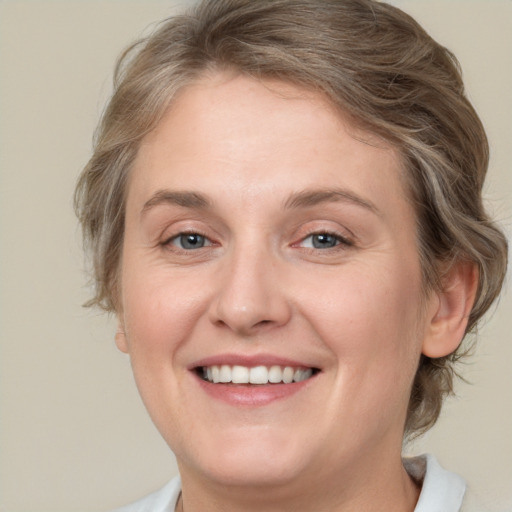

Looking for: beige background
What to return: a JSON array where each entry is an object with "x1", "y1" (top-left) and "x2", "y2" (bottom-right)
[{"x1": 0, "y1": 1, "x2": 510, "y2": 511}]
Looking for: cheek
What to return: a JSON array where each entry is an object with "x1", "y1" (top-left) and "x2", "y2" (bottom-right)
[
  {"x1": 120, "y1": 262, "x2": 207, "y2": 356},
  {"x1": 302, "y1": 261, "x2": 424, "y2": 380}
]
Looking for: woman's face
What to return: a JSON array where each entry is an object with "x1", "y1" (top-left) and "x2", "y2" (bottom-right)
[{"x1": 117, "y1": 74, "x2": 436, "y2": 489}]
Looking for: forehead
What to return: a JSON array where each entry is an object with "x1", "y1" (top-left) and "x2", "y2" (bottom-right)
[
  {"x1": 129, "y1": 73, "x2": 409, "y2": 213},
  {"x1": 143, "y1": 72, "x2": 390, "y2": 150}
]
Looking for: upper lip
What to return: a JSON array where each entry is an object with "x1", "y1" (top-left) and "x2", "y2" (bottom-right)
[{"x1": 188, "y1": 353, "x2": 319, "y2": 370}]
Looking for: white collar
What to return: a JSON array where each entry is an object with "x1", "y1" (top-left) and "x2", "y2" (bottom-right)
[{"x1": 404, "y1": 454, "x2": 466, "y2": 512}]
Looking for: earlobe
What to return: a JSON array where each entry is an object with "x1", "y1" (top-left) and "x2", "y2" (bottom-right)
[
  {"x1": 422, "y1": 261, "x2": 478, "y2": 359},
  {"x1": 115, "y1": 323, "x2": 129, "y2": 354}
]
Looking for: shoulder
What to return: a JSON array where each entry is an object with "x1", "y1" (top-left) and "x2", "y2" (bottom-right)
[
  {"x1": 110, "y1": 476, "x2": 181, "y2": 512},
  {"x1": 404, "y1": 454, "x2": 466, "y2": 512}
]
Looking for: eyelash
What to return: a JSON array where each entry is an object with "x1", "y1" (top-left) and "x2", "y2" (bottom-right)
[
  {"x1": 162, "y1": 230, "x2": 353, "y2": 253},
  {"x1": 295, "y1": 231, "x2": 354, "y2": 251},
  {"x1": 162, "y1": 231, "x2": 214, "y2": 251}
]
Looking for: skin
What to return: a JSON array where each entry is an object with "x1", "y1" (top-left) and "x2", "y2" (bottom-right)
[{"x1": 115, "y1": 73, "x2": 476, "y2": 512}]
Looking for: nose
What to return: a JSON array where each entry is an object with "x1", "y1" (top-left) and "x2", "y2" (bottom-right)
[{"x1": 208, "y1": 243, "x2": 292, "y2": 336}]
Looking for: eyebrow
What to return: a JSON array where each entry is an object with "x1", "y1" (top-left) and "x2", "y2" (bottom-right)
[
  {"x1": 141, "y1": 187, "x2": 380, "y2": 216},
  {"x1": 141, "y1": 190, "x2": 212, "y2": 215},
  {"x1": 283, "y1": 188, "x2": 380, "y2": 215}
]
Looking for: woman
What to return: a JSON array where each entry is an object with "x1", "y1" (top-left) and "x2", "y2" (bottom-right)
[{"x1": 75, "y1": 1, "x2": 508, "y2": 511}]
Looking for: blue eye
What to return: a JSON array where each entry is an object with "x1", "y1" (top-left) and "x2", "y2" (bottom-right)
[
  {"x1": 312, "y1": 233, "x2": 338, "y2": 249},
  {"x1": 301, "y1": 233, "x2": 348, "y2": 249},
  {"x1": 172, "y1": 233, "x2": 210, "y2": 250}
]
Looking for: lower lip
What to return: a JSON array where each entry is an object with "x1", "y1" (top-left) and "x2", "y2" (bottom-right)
[{"x1": 194, "y1": 373, "x2": 315, "y2": 406}]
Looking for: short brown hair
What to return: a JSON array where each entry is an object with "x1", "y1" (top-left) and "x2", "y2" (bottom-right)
[{"x1": 75, "y1": 0, "x2": 508, "y2": 437}]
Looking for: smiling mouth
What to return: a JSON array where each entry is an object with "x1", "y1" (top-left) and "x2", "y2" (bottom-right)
[{"x1": 196, "y1": 365, "x2": 319, "y2": 385}]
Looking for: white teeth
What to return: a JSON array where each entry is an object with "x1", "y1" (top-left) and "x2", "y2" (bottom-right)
[
  {"x1": 268, "y1": 365, "x2": 283, "y2": 383},
  {"x1": 282, "y1": 366, "x2": 294, "y2": 384},
  {"x1": 249, "y1": 366, "x2": 268, "y2": 384},
  {"x1": 201, "y1": 364, "x2": 315, "y2": 385},
  {"x1": 219, "y1": 364, "x2": 231, "y2": 383},
  {"x1": 231, "y1": 365, "x2": 249, "y2": 384},
  {"x1": 294, "y1": 368, "x2": 313, "y2": 382}
]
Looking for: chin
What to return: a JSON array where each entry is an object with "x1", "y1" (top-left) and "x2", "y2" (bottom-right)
[{"x1": 176, "y1": 427, "x2": 312, "y2": 487}]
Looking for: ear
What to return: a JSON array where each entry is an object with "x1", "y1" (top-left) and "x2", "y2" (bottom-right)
[
  {"x1": 115, "y1": 321, "x2": 129, "y2": 354},
  {"x1": 422, "y1": 261, "x2": 478, "y2": 358}
]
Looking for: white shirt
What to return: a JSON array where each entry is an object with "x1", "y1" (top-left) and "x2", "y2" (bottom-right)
[
  {"x1": 404, "y1": 454, "x2": 466, "y2": 512},
  {"x1": 112, "y1": 454, "x2": 466, "y2": 512}
]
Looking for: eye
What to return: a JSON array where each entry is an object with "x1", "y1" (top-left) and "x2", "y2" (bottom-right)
[
  {"x1": 299, "y1": 232, "x2": 350, "y2": 249},
  {"x1": 169, "y1": 232, "x2": 212, "y2": 250}
]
